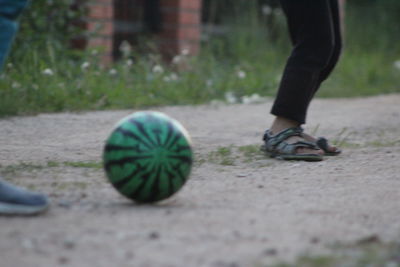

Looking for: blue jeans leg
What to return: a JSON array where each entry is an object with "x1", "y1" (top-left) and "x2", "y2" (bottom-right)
[{"x1": 0, "y1": 0, "x2": 28, "y2": 69}]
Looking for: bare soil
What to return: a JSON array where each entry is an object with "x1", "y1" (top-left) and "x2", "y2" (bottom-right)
[{"x1": 1, "y1": 94, "x2": 400, "y2": 267}]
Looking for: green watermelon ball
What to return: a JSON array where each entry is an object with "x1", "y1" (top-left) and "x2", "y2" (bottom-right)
[{"x1": 103, "y1": 111, "x2": 193, "y2": 203}]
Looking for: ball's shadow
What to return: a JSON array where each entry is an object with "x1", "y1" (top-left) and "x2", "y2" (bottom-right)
[{"x1": 106, "y1": 197, "x2": 187, "y2": 212}]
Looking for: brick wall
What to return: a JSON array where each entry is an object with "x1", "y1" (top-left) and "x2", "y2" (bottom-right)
[
  {"x1": 113, "y1": 0, "x2": 144, "y2": 60},
  {"x1": 158, "y1": 0, "x2": 202, "y2": 59},
  {"x1": 86, "y1": 0, "x2": 114, "y2": 63},
  {"x1": 76, "y1": 0, "x2": 345, "y2": 63},
  {"x1": 78, "y1": 0, "x2": 202, "y2": 63}
]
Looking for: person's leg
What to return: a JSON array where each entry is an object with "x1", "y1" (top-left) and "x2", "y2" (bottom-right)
[
  {"x1": 0, "y1": 0, "x2": 49, "y2": 215},
  {"x1": 0, "y1": 0, "x2": 28, "y2": 69},
  {"x1": 264, "y1": 0, "x2": 338, "y2": 160},
  {"x1": 271, "y1": 0, "x2": 336, "y2": 125},
  {"x1": 298, "y1": 0, "x2": 343, "y2": 155},
  {"x1": 310, "y1": 0, "x2": 343, "y2": 98}
]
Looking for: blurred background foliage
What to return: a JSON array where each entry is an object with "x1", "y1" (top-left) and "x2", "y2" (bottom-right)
[
  {"x1": 11, "y1": 0, "x2": 86, "y2": 61},
  {"x1": 1, "y1": 0, "x2": 400, "y2": 116},
  {"x1": 12, "y1": 0, "x2": 400, "y2": 61}
]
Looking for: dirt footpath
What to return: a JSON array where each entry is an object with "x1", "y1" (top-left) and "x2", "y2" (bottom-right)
[{"x1": 1, "y1": 95, "x2": 400, "y2": 267}]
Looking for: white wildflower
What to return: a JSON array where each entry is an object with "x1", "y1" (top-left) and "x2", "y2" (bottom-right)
[
  {"x1": 169, "y1": 73, "x2": 179, "y2": 81},
  {"x1": 181, "y1": 48, "x2": 190, "y2": 56},
  {"x1": 42, "y1": 68, "x2": 54, "y2": 76},
  {"x1": 109, "y1": 69, "x2": 117, "y2": 75},
  {"x1": 81, "y1": 62, "x2": 90, "y2": 70},
  {"x1": 225, "y1": 91, "x2": 238, "y2": 104},
  {"x1": 206, "y1": 79, "x2": 213, "y2": 87},
  {"x1": 152, "y1": 65, "x2": 164, "y2": 74},
  {"x1": 210, "y1": 99, "x2": 225, "y2": 107},
  {"x1": 242, "y1": 95, "x2": 254, "y2": 105},
  {"x1": 172, "y1": 55, "x2": 182, "y2": 65},
  {"x1": 262, "y1": 5, "x2": 272, "y2": 16},
  {"x1": 242, "y1": 93, "x2": 267, "y2": 104},
  {"x1": 393, "y1": 60, "x2": 400, "y2": 70},
  {"x1": 126, "y1": 59, "x2": 133, "y2": 66},
  {"x1": 237, "y1": 70, "x2": 246, "y2": 79},
  {"x1": 11, "y1": 81, "x2": 21, "y2": 89},
  {"x1": 91, "y1": 49, "x2": 99, "y2": 56},
  {"x1": 7, "y1": 63, "x2": 13, "y2": 68},
  {"x1": 119, "y1": 40, "x2": 132, "y2": 58},
  {"x1": 163, "y1": 73, "x2": 179, "y2": 82}
]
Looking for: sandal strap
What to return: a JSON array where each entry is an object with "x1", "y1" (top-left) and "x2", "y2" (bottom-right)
[
  {"x1": 316, "y1": 137, "x2": 342, "y2": 155},
  {"x1": 275, "y1": 140, "x2": 319, "y2": 155},
  {"x1": 263, "y1": 127, "x2": 303, "y2": 146},
  {"x1": 263, "y1": 127, "x2": 319, "y2": 155}
]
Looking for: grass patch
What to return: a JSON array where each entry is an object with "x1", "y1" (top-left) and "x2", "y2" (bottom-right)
[
  {"x1": 208, "y1": 145, "x2": 236, "y2": 166},
  {"x1": 199, "y1": 144, "x2": 266, "y2": 166},
  {"x1": 196, "y1": 136, "x2": 399, "y2": 167},
  {"x1": 366, "y1": 140, "x2": 400, "y2": 148},
  {"x1": 52, "y1": 181, "x2": 89, "y2": 191},
  {"x1": 0, "y1": 162, "x2": 45, "y2": 175},
  {"x1": 310, "y1": 126, "x2": 400, "y2": 149},
  {"x1": 238, "y1": 144, "x2": 264, "y2": 163},
  {"x1": 63, "y1": 161, "x2": 102, "y2": 169},
  {"x1": 338, "y1": 140, "x2": 400, "y2": 149},
  {"x1": 0, "y1": 161, "x2": 103, "y2": 176},
  {"x1": 47, "y1": 161, "x2": 61, "y2": 167}
]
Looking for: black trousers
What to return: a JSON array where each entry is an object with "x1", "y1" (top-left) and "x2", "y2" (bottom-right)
[{"x1": 271, "y1": 0, "x2": 342, "y2": 124}]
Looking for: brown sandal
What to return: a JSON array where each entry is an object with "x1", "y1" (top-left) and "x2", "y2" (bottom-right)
[{"x1": 262, "y1": 127, "x2": 323, "y2": 162}]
